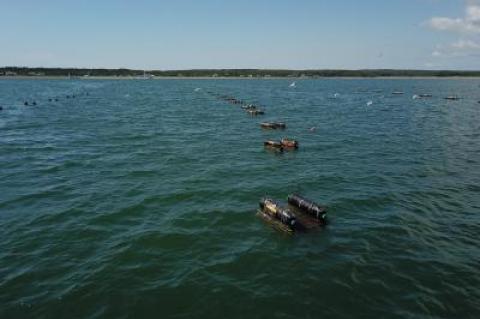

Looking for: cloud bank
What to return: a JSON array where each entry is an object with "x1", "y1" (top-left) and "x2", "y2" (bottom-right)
[
  {"x1": 426, "y1": 1, "x2": 480, "y2": 62},
  {"x1": 428, "y1": 1, "x2": 480, "y2": 33}
]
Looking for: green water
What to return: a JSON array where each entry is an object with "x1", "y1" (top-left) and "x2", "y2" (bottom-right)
[{"x1": 1, "y1": 79, "x2": 479, "y2": 318}]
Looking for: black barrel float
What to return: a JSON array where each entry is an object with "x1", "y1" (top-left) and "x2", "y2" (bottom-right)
[{"x1": 288, "y1": 194, "x2": 327, "y2": 223}]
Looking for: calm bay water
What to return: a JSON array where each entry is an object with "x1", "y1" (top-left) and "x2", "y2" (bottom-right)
[{"x1": 1, "y1": 78, "x2": 479, "y2": 318}]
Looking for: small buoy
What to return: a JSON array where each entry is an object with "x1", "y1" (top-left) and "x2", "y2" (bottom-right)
[
  {"x1": 309, "y1": 127, "x2": 316, "y2": 132},
  {"x1": 334, "y1": 93, "x2": 339, "y2": 98},
  {"x1": 366, "y1": 100, "x2": 373, "y2": 106}
]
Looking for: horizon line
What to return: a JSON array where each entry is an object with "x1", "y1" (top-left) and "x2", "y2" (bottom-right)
[{"x1": 2, "y1": 66, "x2": 480, "y2": 72}]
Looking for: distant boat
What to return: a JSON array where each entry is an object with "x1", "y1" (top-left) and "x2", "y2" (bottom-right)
[
  {"x1": 366, "y1": 100, "x2": 373, "y2": 106},
  {"x1": 138, "y1": 70, "x2": 154, "y2": 80},
  {"x1": 334, "y1": 93, "x2": 340, "y2": 98},
  {"x1": 392, "y1": 91, "x2": 404, "y2": 95},
  {"x1": 289, "y1": 82, "x2": 296, "y2": 87}
]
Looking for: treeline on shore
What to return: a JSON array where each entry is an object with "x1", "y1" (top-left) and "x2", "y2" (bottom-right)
[{"x1": 2, "y1": 67, "x2": 480, "y2": 78}]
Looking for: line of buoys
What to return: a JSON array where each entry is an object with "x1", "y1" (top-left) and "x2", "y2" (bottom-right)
[
  {"x1": 205, "y1": 91, "x2": 266, "y2": 116},
  {"x1": 397, "y1": 92, "x2": 467, "y2": 101},
  {"x1": 0, "y1": 88, "x2": 94, "y2": 116},
  {"x1": 200, "y1": 89, "x2": 317, "y2": 234},
  {"x1": 201, "y1": 86, "x2": 472, "y2": 234},
  {"x1": 202, "y1": 90, "x2": 300, "y2": 153},
  {"x1": 18, "y1": 90, "x2": 90, "y2": 109}
]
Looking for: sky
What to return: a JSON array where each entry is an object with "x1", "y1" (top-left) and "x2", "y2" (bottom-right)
[{"x1": 0, "y1": 0, "x2": 479, "y2": 70}]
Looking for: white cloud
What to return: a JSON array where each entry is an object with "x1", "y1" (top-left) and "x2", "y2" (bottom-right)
[
  {"x1": 427, "y1": 1, "x2": 480, "y2": 33},
  {"x1": 426, "y1": 1, "x2": 480, "y2": 63},
  {"x1": 431, "y1": 39, "x2": 480, "y2": 58},
  {"x1": 451, "y1": 39, "x2": 480, "y2": 49}
]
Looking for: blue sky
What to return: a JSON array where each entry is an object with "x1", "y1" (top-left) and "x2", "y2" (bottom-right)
[{"x1": 1, "y1": 0, "x2": 479, "y2": 70}]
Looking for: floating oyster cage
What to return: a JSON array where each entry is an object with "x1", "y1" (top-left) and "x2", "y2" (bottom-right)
[{"x1": 257, "y1": 199, "x2": 327, "y2": 234}]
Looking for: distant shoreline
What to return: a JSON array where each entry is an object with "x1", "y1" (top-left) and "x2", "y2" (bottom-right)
[
  {"x1": 2, "y1": 67, "x2": 480, "y2": 79},
  {"x1": 2, "y1": 75, "x2": 480, "y2": 80}
]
